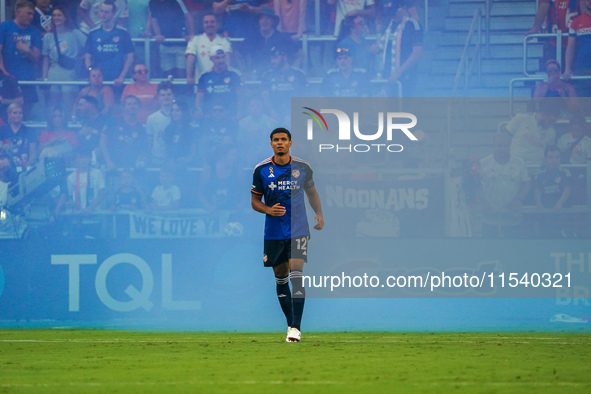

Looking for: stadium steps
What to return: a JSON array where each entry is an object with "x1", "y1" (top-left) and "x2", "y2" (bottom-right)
[{"x1": 420, "y1": 0, "x2": 539, "y2": 100}]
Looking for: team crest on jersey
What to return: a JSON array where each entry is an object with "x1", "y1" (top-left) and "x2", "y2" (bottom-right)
[
  {"x1": 113, "y1": 36, "x2": 120, "y2": 43},
  {"x1": 268, "y1": 167, "x2": 275, "y2": 177},
  {"x1": 292, "y1": 169, "x2": 300, "y2": 178},
  {"x1": 224, "y1": 77, "x2": 231, "y2": 84}
]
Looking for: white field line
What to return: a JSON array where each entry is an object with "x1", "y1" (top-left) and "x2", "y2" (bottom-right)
[
  {"x1": 0, "y1": 336, "x2": 588, "y2": 345},
  {"x1": 0, "y1": 381, "x2": 344, "y2": 388},
  {"x1": 0, "y1": 381, "x2": 589, "y2": 388}
]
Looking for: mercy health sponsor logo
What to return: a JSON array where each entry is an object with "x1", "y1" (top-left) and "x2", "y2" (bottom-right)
[
  {"x1": 303, "y1": 107, "x2": 418, "y2": 153},
  {"x1": 51, "y1": 253, "x2": 200, "y2": 312}
]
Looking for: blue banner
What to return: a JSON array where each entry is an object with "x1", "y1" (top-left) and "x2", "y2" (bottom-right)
[{"x1": 0, "y1": 239, "x2": 590, "y2": 331}]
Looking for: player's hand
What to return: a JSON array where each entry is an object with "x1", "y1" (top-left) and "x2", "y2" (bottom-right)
[
  {"x1": 314, "y1": 214, "x2": 324, "y2": 230},
  {"x1": 267, "y1": 203, "x2": 286, "y2": 216}
]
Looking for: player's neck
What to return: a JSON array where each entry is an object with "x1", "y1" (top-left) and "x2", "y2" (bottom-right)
[{"x1": 273, "y1": 154, "x2": 291, "y2": 166}]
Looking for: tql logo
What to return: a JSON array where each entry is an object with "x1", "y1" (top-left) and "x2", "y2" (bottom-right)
[{"x1": 303, "y1": 107, "x2": 418, "y2": 153}]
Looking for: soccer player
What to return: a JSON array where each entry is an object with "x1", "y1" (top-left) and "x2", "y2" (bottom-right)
[{"x1": 251, "y1": 128, "x2": 324, "y2": 342}]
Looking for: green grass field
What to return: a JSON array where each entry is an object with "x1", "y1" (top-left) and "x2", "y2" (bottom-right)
[{"x1": 0, "y1": 330, "x2": 590, "y2": 393}]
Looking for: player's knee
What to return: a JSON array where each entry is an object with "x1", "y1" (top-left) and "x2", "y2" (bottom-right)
[
  {"x1": 273, "y1": 262, "x2": 289, "y2": 277},
  {"x1": 290, "y1": 259, "x2": 305, "y2": 271}
]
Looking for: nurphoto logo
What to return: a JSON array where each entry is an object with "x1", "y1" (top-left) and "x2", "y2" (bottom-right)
[{"x1": 302, "y1": 107, "x2": 418, "y2": 153}]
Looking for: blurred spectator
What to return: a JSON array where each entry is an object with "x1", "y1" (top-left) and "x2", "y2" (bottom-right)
[
  {"x1": 213, "y1": 0, "x2": 269, "y2": 40},
  {"x1": 149, "y1": 0, "x2": 195, "y2": 79},
  {"x1": 184, "y1": 0, "x2": 216, "y2": 35},
  {"x1": 526, "y1": 0, "x2": 579, "y2": 66},
  {"x1": 53, "y1": 0, "x2": 80, "y2": 26},
  {"x1": 261, "y1": 46, "x2": 306, "y2": 121},
  {"x1": 533, "y1": 59, "x2": 578, "y2": 114},
  {"x1": 328, "y1": 0, "x2": 375, "y2": 37},
  {"x1": 0, "y1": 71, "x2": 24, "y2": 123},
  {"x1": 120, "y1": 63, "x2": 158, "y2": 124},
  {"x1": 38, "y1": 107, "x2": 79, "y2": 165},
  {"x1": 163, "y1": 99, "x2": 198, "y2": 166},
  {"x1": 198, "y1": 104, "x2": 238, "y2": 163},
  {"x1": 32, "y1": 0, "x2": 53, "y2": 35},
  {"x1": 533, "y1": 145, "x2": 573, "y2": 237},
  {"x1": 274, "y1": 0, "x2": 306, "y2": 39},
  {"x1": 127, "y1": 0, "x2": 152, "y2": 38},
  {"x1": 0, "y1": 0, "x2": 42, "y2": 118},
  {"x1": 504, "y1": 99, "x2": 560, "y2": 166},
  {"x1": 0, "y1": 151, "x2": 22, "y2": 238},
  {"x1": 185, "y1": 12, "x2": 232, "y2": 85},
  {"x1": 78, "y1": 0, "x2": 129, "y2": 34},
  {"x1": 244, "y1": 6, "x2": 299, "y2": 76},
  {"x1": 337, "y1": 15, "x2": 379, "y2": 76},
  {"x1": 100, "y1": 95, "x2": 147, "y2": 169},
  {"x1": 42, "y1": 6, "x2": 87, "y2": 118},
  {"x1": 74, "y1": 95, "x2": 110, "y2": 159},
  {"x1": 84, "y1": 1, "x2": 134, "y2": 85},
  {"x1": 323, "y1": 46, "x2": 370, "y2": 97},
  {"x1": 196, "y1": 45, "x2": 241, "y2": 118},
  {"x1": 112, "y1": 169, "x2": 144, "y2": 210},
  {"x1": 479, "y1": 132, "x2": 531, "y2": 238},
  {"x1": 238, "y1": 97, "x2": 275, "y2": 164},
  {"x1": 557, "y1": 115, "x2": 589, "y2": 208},
  {"x1": 379, "y1": 0, "x2": 422, "y2": 97},
  {"x1": 149, "y1": 166, "x2": 180, "y2": 210},
  {"x1": 197, "y1": 142, "x2": 244, "y2": 224},
  {"x1": 563, "y1": 0, "x2": 591, "y2": 97},
  {"x1": 146, "y1": 81, "x2": 174, "y2": 165},
  {"x1": 75, "y1": 67, "x2": 116, "y2": 115},
  {"x1": 0, "y1": 103, "x2": 37, "y2": 168},
  {"x1": 0, "y1": 151, "x2": 18, "y2": 204},
  {"x1": 65, "y1": 148, "x2": 106, "y2": 213},
  {"x1": 558, "y1": 115, "x2": 591, "y2": 164}
]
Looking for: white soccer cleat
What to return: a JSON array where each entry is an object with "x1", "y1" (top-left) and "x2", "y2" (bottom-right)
[
  {"x1": 286, "y1": 327, "x2": 301, "y2": 342},
  {"x1": 285, "y1": 326, "x2": 291, "y2": 342}
]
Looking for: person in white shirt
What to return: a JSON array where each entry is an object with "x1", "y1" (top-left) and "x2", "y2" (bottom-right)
[
  {"x1": 185, "y1": 12, "x2": 232, "y2": 85},
  {"x1": 149, "y1": 167, "x2": 181, "y2": 210},
  {"x1": 504, "y1": 99, "x2": 560, "y2": 166}
]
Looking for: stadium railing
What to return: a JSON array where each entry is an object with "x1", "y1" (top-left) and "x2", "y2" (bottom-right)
[
  {"x1": 453, "y1": 8, "x2": 482, "y2": 94},
  {"x1": 523, "y1": 32, "x2": 564, "y2": 77},
  {"x1": 20, "y1": 33, "x2": 403, "y2": 97}
]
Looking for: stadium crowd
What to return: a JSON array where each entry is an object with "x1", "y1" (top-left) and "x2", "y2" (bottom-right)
[{"x1": 0, "y1": 0, "x2": 590, "y2": 239}]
